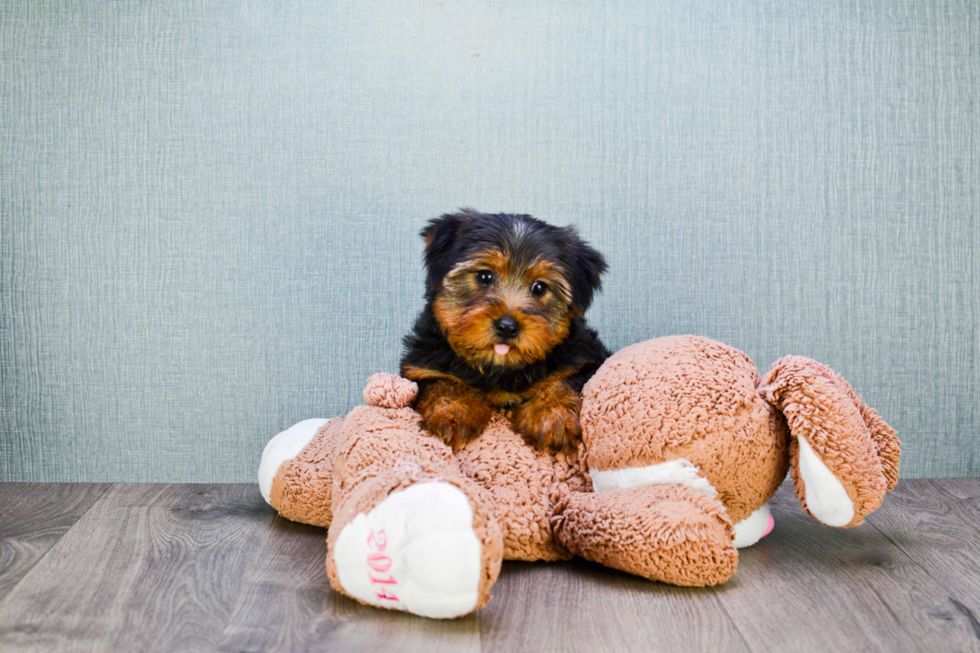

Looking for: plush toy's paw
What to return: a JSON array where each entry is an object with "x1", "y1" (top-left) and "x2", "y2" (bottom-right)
[
  {"x1": 258, "y1": 418, "x2": 341, "y2": 527},
  {"x1": 416, "y1": 380, "x2": 494, "y2": 449},
  {"x1": 363, "y1": 373, "x2": 418, "y2": 408},
  {"x1": 552, "y1": 484, "x2": 738, "y2": 586},
  {"x1": 510, "y1": 380, "x2": 582, "y2": 452},
  {"x1": 331, "y1": 481, "x2": 488, "y2": 619},
  {"x1": 762, "y1": 356, "x2": 900, "y2": 528}
]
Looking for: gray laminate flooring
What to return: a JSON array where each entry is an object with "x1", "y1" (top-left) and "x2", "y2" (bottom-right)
[{"x1": 0, "y1": 479, "x2": 977, "y2": 652}]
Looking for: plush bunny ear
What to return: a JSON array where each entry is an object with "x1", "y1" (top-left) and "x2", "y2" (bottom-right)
[
  {"x1": 420, "y1": 210, "x2": 473, "y2": 293},
  {"x1": 760, "y1": 356, "x2": 900, "y2": 528},
  {"x1": 561, "y1": 225, "x2": 607, "y2": 313}
]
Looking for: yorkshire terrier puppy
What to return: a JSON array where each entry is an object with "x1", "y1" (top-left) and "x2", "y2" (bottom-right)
[{"x1": 400, "y1": 209, "x2": 611, "y2": 452}]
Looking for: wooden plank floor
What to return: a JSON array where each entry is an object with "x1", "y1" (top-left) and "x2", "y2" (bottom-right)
[{"x1": 0, "y1": 480, "x2": 977, "y2": 652}]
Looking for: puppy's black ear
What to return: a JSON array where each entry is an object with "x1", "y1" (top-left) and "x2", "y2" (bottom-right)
[
  {"x1": 420, "y1": 211, "x2": 470, "y2": 294},
  {"x1": 561, "y1": 226, "x2": 607, "y2": 313}
]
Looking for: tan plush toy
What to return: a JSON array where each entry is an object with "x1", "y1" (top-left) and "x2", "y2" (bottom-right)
[{"x1": 258, "y1": 336, "x2": 899, "y2": 619}]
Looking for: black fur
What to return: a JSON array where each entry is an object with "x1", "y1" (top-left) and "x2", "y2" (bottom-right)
[{"x1": 403, "y1": 209, "x2": 611, "y2": 401}]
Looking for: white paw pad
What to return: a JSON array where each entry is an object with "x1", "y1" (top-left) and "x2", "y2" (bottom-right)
[
  {"x1": 733, "y1": 502, "x2": 774, "y2": 548},
  {"x1": 333, "y1": 481, "x2": 483, "y2": 619},
  {"x1": 258, "y1": 418, "x2": 330, "y2": 504},
  {"x1": 797, "y1": 436, "x2": 856, "y2": 527}
]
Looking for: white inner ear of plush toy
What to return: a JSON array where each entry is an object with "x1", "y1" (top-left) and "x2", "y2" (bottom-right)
[
  {"x1": 257, "y1": 418, "x2": 330, "y2": 504},
  {"x1": 797, "y1": 435, "x2": 856, "y2": 527},
  {"x1": 333, "y1": 481, "x2": 482, "y2": 619}
]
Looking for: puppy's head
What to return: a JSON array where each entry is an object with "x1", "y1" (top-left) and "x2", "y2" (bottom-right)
[{"x1": 420, "y1": 209, "x2": 607, "y2": 370}]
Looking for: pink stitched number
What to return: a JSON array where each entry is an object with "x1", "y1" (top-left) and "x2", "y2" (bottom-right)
[
  {"x1": 367, "y1": 530, "x2": 399, "y2": 601},
  {"x1": 374, "y1": 588, "x2": 399, "y2": 602},
  {"x1": 367, "y1": 552, "x2": 392, "y2": 572},
  {"x1": 367, "y1": 529, "x2": 387, "y2": 551}
]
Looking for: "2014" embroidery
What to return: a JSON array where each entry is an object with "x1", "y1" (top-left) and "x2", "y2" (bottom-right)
[{"x1": 367, "y1": 529, "x2": 399, "y2": 602}]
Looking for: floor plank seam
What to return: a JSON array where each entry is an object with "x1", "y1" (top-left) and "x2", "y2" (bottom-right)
[
  {"x1": 208, "y1": 510, "x2": 282, "y2": 653},
  {"x1": 707, "y1": 586, "x2": 754, "y2": 653},
  {"x1": 0, "y1": 482, "x2": 113, "y2": 616}
]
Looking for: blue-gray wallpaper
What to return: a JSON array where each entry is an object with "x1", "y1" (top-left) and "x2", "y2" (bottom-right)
[{"x1": 2, "y1": 1, "x2": 977, "y2": 481}]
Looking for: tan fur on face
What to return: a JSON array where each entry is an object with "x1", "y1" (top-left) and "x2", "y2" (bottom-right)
[{"x1": 432, "y1": 249, "x2": 573, "y2": 370}]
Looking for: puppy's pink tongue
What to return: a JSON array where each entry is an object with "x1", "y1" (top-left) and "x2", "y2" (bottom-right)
[{"x1": 494, "y1": 343, "x2": 511, "y2": 356}]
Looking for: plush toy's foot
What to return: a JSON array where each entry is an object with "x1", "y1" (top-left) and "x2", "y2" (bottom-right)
[
  {"x1": 256, "y1": 373, "x2": 423, "y2": 528},
  {"x1": 762, "y1": 357, "x2": 901, "y2": 528},
  {"x1": 330, "y1": 481, "x2": 487, "y2": 619},
  {"x1": 258, "y1": 418, "x2": 343, "y2": 527},
  {"x1": 326, "y1": 467, "x2": 503, "y2": 620},
  {"x1": 732, "y1": 502, "x2": 774, "y2": 548},
  {"x1": 589, "y1": 458, "x2": 773, "y2": 549},
  {"x1": 551, "y1": 485, "x2": 738, "y2": 587}
]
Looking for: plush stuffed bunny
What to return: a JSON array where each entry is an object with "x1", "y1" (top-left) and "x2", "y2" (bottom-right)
[{"x1": 258, "y1": 336, "x2": 899, "y2": 619}]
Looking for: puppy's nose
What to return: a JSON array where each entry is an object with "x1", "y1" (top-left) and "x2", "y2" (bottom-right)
[{"x1": 493, "y1": 316, "x2": 520, "y2": 339}]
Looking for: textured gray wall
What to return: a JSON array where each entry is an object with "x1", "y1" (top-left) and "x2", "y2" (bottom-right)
[{"x1": 2, "y1": 1, "x2": 978, "y2": 482}]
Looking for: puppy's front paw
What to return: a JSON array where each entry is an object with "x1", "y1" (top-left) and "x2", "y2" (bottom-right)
[
  {"x1": 416, "y1": 380, "x2": 493, "y2": 449},
  {"x1": 420, "y1": 401, "x2": 492, "y2": 449},
  {"x1": 511, "y1": 382, "x2": 582, "y2": 452}
]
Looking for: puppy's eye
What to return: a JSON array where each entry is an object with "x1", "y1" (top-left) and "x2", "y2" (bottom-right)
[
  {"x1": 476, "y1": 270, "x2": 495, "y2": 287},
  {"x1": 531, "y1": 280, "x2": 548, "y2": 297}
]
